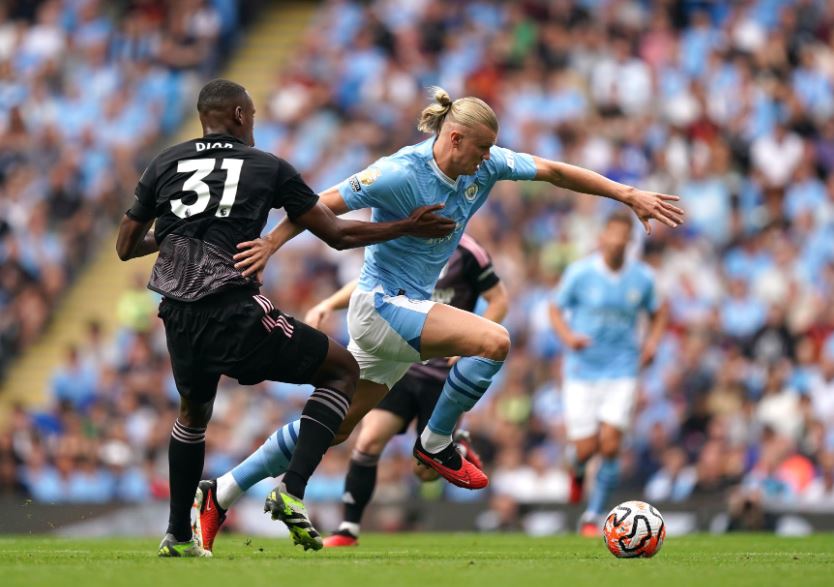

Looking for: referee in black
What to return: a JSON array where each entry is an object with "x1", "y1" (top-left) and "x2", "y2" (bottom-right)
[{"x1": 116, "y1": 79, "x2": 455, "y2": 556}]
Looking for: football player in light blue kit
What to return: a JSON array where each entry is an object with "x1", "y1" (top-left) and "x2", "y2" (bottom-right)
[
  {"x1": 193, "y1": 88, "x2": 683, "y2": 551},
  {"x1": 549, "y1": 211, "x2": 668, "y2": 536}
]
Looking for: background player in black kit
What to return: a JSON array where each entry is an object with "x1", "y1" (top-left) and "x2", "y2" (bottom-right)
[
  {"x1": 115, "y1": 79, "x2": 456, "y2": 557},
  {"x1": 309, "y1": 234, "x2": 507, "y2": 546}
]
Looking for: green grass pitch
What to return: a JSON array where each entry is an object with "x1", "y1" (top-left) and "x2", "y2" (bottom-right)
[{"x1": 1, "y1": 533, "x2": 831, "y2": 587}]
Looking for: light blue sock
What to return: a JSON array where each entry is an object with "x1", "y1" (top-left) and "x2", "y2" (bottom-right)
[
  {"x1": 230, "y1": 420, "x2": 300, "y2": 491},
  {"x1": 587, "y1": 457, "x2": 619, "y2": 516},
  {"x1": 427, "y1": 356, "x2": 503, "y2": 435}
]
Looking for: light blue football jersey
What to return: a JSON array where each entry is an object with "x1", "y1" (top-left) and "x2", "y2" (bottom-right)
[
  {"x1": 552, "y1": 254, "x2": 659, "y2": 380},
  {"x1": 339, "y1": 138, "x2": 536, "y2": 300}
]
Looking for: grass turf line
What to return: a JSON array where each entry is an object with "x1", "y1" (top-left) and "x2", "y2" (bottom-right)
[{"x1": 1, "y1": 533, "x2": 831, "y2": 587}]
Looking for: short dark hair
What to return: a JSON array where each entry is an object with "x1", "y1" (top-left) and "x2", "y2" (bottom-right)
[
  {"x1": 605, "y1": 209, "x2": 634, "y2": 229},
  {"x1": 197, "y1": 79, "x2": 247, "y2": 114}
]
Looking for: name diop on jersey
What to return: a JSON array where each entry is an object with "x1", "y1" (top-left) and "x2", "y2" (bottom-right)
[{"x1": 195, "y1": 142, "x2": 234, "y2": 151}]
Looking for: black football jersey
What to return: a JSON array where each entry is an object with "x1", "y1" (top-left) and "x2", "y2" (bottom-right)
[
  {"x1": 127, "y1": 133, "x2": 318, "y2": 301},
  {"x1": 410, "y1": 234, "x2": 500, "y2": 381}
]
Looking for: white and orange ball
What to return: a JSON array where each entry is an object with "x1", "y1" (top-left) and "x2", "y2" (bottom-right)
[{"x1": 602, "y1": 500, "x2": 666, "y2": 558}]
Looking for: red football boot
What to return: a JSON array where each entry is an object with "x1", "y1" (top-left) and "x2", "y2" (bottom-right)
[
  {"x1": 413, "y1": 437, "x2": 488, "y2": 489},
  {"x1": 323, "y1": 531, "x2": 359, "y2": 548},
  {"x1": 453, "y1": 430, "x2": 484, "y2": 471},
  {"x1": 192, "y1": 479, "x2": 227, "y2": 553}
]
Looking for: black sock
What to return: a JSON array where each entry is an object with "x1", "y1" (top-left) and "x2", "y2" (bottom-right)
[
  {"x1": 343, "y1": 450, "x2": 379, "y2": 526},
  {"x1": 283, "y1": 387, "x2": 350, "y2": 499},
  {"x1": 166, "y1": 419, "x2": 206, "y2": 542}
]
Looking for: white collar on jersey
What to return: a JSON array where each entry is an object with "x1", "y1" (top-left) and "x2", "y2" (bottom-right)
[
  {"x1": 428, "y1": 156, "x2": 458, "y2": 188},
  {"x1": 423, "y1": 138, "x2": 459, "y2": 188}
]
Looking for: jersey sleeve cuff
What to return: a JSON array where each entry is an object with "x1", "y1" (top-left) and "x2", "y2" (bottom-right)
[
  {"x1": 286, "y1": 194, "x2": 319, "y2": 221},
  {"x1": 125, "y1": 206, "x2": 154, "y2": 222}
]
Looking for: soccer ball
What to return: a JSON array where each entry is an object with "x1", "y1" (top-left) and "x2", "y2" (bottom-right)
[{"x1": 602, "y1": 500, "x2": 666, "y2": 558}]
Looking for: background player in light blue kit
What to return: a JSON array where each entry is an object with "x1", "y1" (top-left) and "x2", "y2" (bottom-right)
[
  {"x1": 192, "y1": 87, "x2": 684, "y2": 552},
  {"x1": 549, "y1": 211, "x2": 669, "y2": 536}
]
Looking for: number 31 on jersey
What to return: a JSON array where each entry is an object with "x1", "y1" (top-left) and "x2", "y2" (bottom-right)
[{"x1": 171, "y1": 158, "x2": 243, "y2": 219}]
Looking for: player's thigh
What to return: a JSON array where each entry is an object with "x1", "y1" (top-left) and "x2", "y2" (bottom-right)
[
  {"x1": 158, "y1": 299, "x2": 222, "y2": 407},
  {"x1": 563, "y1": 379, "x2": 603, "y2": 442},
  {"x1": 333, "y1": 378, "x2": 391, "y2": 444},
  {"x1": 355, "y1": 409, "x2": 407, "y2": 455},
  {"x1": 420, "y1": 302, "x2": 510, "y2": 360},
  {"x1": 234, "y1": 305, "x2": 333, "y2": 386}
]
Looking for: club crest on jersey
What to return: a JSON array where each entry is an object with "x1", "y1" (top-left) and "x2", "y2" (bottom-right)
[
  {"x1": 464, "y1": 182, "x2": 479, "y2": 201},
  {"x1": 196, "y1": 142, "x2": 233, "y2": 151},
  {"x1": 358, "y1": 167, "x2": 381, "y2": 186},
  {"x1": 627, "y1": 289, "x2": 641, "y2": 305}
]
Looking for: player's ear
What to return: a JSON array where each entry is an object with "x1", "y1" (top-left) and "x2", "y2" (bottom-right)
[
  {"x1": 234, "y1": 105, "x2": 243, "y2": 124},
  {"x1": 450, "y1": 129, "x2": 462, "y2": 148}
]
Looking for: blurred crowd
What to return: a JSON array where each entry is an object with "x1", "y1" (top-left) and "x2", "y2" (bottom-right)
[
  {"x1": 3, "y1": 0, "x2": 834, "y2": 535},
  {"x1": 0, "y1": 0, "x2": 240, "y2": 378}
]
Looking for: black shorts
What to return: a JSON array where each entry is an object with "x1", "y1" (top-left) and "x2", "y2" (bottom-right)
[
  {"x1": 375, "y1": 370, "x2": 444, "y2": 435},
  {"x1": 158, "y1": 287, "x2": 330, "y2": 403}
]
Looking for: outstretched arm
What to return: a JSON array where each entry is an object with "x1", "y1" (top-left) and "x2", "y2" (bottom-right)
[
  {"x1": 234, "y1": 186, "x2": 456, "y2": 277},
  {"x1": 532, "y1": 157, "x2": 684, "y2": 234}
]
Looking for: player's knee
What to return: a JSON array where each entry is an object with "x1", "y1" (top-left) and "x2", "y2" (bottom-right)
[
  {"x1": 598, "y1": 425, "x2": 622, "y2": 458},
  {"x1": 178, "y1": 400, "x2": 213, "y2": 428},
  {"x1": 356, "y1": 435, "x2": 386, "y2": 455},
  {"x1": 480, "y1": 325, "x2": 510, "y2": 360},
  {"x1": 599, "y1": 440, "x2": 621, "y2": 459},
  {"x1": 574, "y1": 437, "x2": 598, "y2": 462},
  {"x1": 314, "y1": 345, "x2": 359, "y2": 399}
]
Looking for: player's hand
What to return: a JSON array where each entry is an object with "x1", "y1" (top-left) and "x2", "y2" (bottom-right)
[
  {"x1": 233, "y1": 236, "x2": 279, "y2": 277},
  {"x1": 623, "y1": 189, "x2": 685, "y2": 235},
  {"x1": 405, "y1": 204, "x2": 457, "y2": 238},
  {"x1": 304, "y1": 302, "x2": 332, "y2": 329},
  {"x1": 566, "y1": 333, "x2": 591, "y2": 350},
  {"x1": 447, "y1": 356, "x2": 461, "y2": 367}
]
